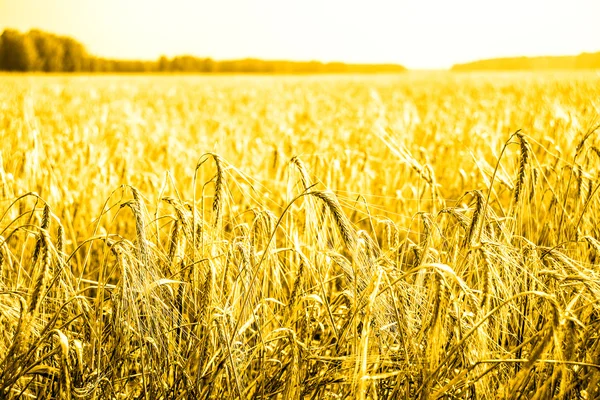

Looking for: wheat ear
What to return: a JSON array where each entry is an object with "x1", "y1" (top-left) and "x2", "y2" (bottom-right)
[
  {"x1": 465, "y1": 190, "x2": 484, "y2": 247},
  {"x1": 291, "y1": 156, "x2": 312, "y2": 190},
  {"x1": 514, "y1": 132, "x2": 530, "y2": 205}
]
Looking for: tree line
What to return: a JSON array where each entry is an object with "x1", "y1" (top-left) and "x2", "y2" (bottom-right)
[
  {"x1": 0, "y1": 28, "x2": 406, "y2": 73},
  {"x1": 452, "y1": 53, "x2": 600, "y2": 71}
]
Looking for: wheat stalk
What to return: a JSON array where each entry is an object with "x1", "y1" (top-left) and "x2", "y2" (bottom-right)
[
  {"x1": 120, "y1": 192, "x2": 149, "y2": 270},
  {"x1": 479, "y1": 245, "x2": 492, "y2": 309},
  {"x1": 52, "y1": 329, "x2": 72, "y2": 400},
  {"x1": 212, "y1": 154, "x2": 225, "y2": 228},
  {"x1": 465, "y1": 190, "x2": 484, "y2": 247},
  {"x1": 167, "y1": 219, "x2": 181, "y2": 263},
  {"x1": 288, "y1": 256, "x2": 305, "y2": 310},
  {"x1": 29, "y1": 230, "x2": 51, "y2": 315},
  {"x1": 291, "y1": 156, "x2": 312, "y2": 190},
  {"x1": 308, "y1": 190, "x2": 356, "y2": 249},
  {"x1": 31, "y1": 204, "x2": 51, "y2": 266},
  {"x1": 56, "y1": 224, "x2": 65, "y2": 260},
  {"x1": 514, "y1": 132, "x2": 530, "y2": 205},
  {"x1": 283, "y1": 330, "x2": 301, "y2": 399}
]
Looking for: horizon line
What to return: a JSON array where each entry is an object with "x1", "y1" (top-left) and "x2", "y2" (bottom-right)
[{"x1": 2, "y1": 27, "x2": 600, "y2": 71}]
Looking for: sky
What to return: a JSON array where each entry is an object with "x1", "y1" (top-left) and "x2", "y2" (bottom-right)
[{"x1": 0, "y1": 0, "x2": 599, "y2": 69}]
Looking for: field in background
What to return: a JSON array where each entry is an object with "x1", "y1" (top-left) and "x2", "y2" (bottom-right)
[{"x1": 1, "y1": 71, "x2": 600, "y2": 398}]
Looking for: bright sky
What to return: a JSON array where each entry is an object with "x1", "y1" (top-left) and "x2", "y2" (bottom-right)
[{"x1": 1, "y1": 0, "x2": 599, "y2": 69}]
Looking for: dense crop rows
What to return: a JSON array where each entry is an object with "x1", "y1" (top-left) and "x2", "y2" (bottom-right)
[{"x1": 1, "y1": 72, "x2": 600, "y2": 398}]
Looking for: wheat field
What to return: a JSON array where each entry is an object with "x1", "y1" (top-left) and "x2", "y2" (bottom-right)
[{"x1": 1, "y1": 71, "x2": 600, "y2": 399}]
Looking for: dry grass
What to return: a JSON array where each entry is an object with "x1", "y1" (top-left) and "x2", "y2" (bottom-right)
[{"x1": 1, "y1": 71, "x2": 600, "y2": 398}]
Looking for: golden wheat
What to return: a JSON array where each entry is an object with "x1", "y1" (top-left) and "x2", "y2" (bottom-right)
[{"x1": 1, "y1": 71, "x2": 600, "y2": 398}]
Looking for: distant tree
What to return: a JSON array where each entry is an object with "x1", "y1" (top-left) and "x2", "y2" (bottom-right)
[
  {"x1": 171, "y1": 55, "x2": 201, "y2": 71},
  {"x1": 576, "y1": 53, "x2": 600, "y2": 69},
  {"x1": 202, "y1": 58, "x2": 215, "y2": 72},
  {"x1": 97, "y1": 59, "x2": 112, "y2": 72},
  {"x1": 0, "y1": 29, "x2": 39, "y2": 71},
  {"x1": 28, "y1": 30, "x2": 65, "y2": 71},
  {"x1": 62, "y1": 37, "x2": 88, "y2": 72},
  {"x1": 88, "y1": 57, "x2": 101, "y2": 72},
  {"x1": 452, "y1": 53, "x2": 600, "y2": 71},
  {"x1": 158, "y1": 55, "x2": 170, "y2": 72},
  {"x1": 0, "y1": 27, "x2": 408, "y2": 74},
  {"x1": 115, "y1": 59, "x2": 154, "y2": 72}
]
